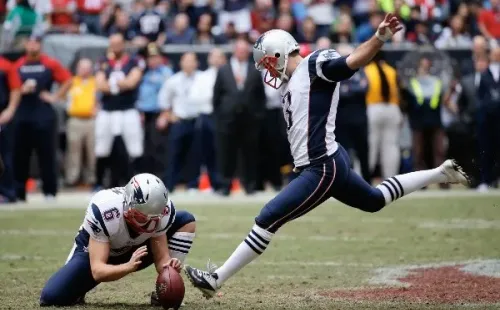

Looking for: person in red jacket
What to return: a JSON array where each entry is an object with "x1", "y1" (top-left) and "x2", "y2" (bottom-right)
[
  {"x1": 13, "y1": 34, "x2": 72, "y2": 201},
  {"x1": 0, "y1": 56, "x2": 21, "y2": 202}
]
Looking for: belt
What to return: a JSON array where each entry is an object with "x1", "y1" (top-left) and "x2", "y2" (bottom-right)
[{"x1": 293, "y1": 153, "x2": 336, "y2": 173}]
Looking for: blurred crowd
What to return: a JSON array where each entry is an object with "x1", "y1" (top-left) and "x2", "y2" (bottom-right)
[
  {"x1": 0, "y1": 0, "x2": 500, "y2": 204},
  {"x1": 2, "y1": 0, "x2": 500, "y2": 50}
]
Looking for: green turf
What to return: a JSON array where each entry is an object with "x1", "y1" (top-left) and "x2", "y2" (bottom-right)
[{"x1": 1, "y1": 196, "x2": 499, "y2": 309}]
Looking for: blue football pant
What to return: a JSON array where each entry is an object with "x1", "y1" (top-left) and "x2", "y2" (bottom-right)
[{"x1": 255, "y1": 145, "x2": 386, "y2": 233}]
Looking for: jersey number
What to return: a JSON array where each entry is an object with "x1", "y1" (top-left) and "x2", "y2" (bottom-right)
[
  {"x1": 283, "y1": 91, "x2": 293, "y2": 130},
  {"x1": 103, "y1": 207, "x2": 120, "y2": 221}
]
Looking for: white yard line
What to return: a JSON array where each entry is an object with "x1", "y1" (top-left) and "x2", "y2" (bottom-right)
[
  {"x1": 0, "y1": 190, "x2": 498, "y2": 211},
  {"x1": 418, "y1": 219, "x2": 500, "y2": 229},
  {"x1": 0, "y1": 254, "x2": 44, "y2": 261},
  {"x1": 0, "y1": 229, "x2": 396, "y2": 243}
]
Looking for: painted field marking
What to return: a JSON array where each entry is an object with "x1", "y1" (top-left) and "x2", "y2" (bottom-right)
[
  {"x1": 418, "y1": 219, "x2": 500, "y2": 229},
  {"x1": 368, "y1": 259, "x2": 500, "y2": 287},
  {"x1": 0, "y1": 190, "x2": 498, "y2": 211},
  {"x1": 0, "y1": 229, "x2": 396, "y2": 243}
]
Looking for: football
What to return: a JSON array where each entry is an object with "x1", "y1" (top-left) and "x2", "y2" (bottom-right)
[{"x1": 156, "y1": 266, "x2": 185, "y2": 310}]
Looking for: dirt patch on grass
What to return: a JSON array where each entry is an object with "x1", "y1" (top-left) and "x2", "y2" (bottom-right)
[{"x1": 323, "y1": 261, "x2": 500, "y2": 304}]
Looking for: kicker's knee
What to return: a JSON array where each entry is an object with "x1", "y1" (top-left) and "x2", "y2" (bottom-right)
[{"x1": 177, "y1": 221, "x2": 196, "y2": 233}]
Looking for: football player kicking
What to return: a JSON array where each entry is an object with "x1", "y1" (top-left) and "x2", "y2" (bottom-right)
[
  {"x1": 184, "y1": 14, "x2": 470, "y2": 298},
  {"x1": 40, "y1": 173, "x2": 196, "y2": 307}
]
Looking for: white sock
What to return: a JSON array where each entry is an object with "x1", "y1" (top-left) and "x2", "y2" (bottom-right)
[
  {"x1": 168, "y1": 232, "x2": 195, "y2": 263},
  {"x1": 376, "y1": 167, "x2": 447, "y2": 204},
  {"x1": 215, "y1": 224, "x2": 274, "y2": 285}
]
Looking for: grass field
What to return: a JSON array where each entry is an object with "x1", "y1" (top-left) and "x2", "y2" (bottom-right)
[{"x1": 1, "y1": 192, "x2": 500, "y2": 310}]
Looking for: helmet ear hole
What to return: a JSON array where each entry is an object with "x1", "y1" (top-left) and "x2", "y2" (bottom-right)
[{"x1": 275, "y1": 53, "x2": 280, "y2": 58}]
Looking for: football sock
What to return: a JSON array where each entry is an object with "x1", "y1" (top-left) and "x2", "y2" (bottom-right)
[
  {"x1": 215, "y1": 224, "x2": 274, "y2": 285},
  {"x1": 168, "y1": 232, "x2": 195, "y2": 263},
  {"x1": 376, "y1": 167, "x2": 448, "y2": 204}
]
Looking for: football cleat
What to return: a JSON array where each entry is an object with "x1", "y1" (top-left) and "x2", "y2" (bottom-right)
[
  {"x1": 184, "y1": 261, "x2": 220, "y2": 299},
  {"x1": 440, "y1": 159, "x2": 470, "y2": 186}
]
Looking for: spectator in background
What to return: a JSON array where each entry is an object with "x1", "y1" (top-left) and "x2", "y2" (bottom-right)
[
  {"x1": 3, "y1": 0, "x2": 41, "y2": 49},
  {"x1": 478, "y1": 0, "x2": 500, "y2": 44},
  {"x1": 473, "y1": 35, "x2": 489, "y2": 57},
  {"x1": 218, "y1": 0, "x2": 251, "y2": 35},
  {"x1": 365, "y1": 52, "x2": 401, "y2": 180},
  {"x1": 166, "y1": 13, "x2": 195, "y2": 44},
  {"x1": 213, "y1": 39, "x2": 266, "y2": 196},
  {"x1": 107, "y1": 9, "x2": 136, "y2": 41},
  {"x1": 65, "y1": 58, "x2": 96, "y2": 187},
  {"x1": 7, "y1": 0, "x2": 52, "y2": 22},
  {"x1": 335, "y1": 44, "x2": 371, "y2": 182},
  {"x1": 296, "y1": 16, "x2": 318, "y2": 43},
  {"x1": 13, "y1": 35, "x2": 72, "y2": 201},
  {"x1": 131, "y1": 0, "x2": 166, "y2": 47},
  {"x1": 459, "y1": 54, "x2": 489, "y2": 133},
  {"x1": 157, "y1": 52, "x2": 202, "y2": 193},
  {"x1": 189, "y1": 48, "x2": 227, "y2": 192},
  {"x1": 95, "y1": 33, "x2": 144, "y2": 189},
  {"x1": 434, "y1": 15, "x2": 472, "y2": 48},
  {"x1": 130, "y1": 0, "x2": 144, "y2": 15},
  {"x1": 464, "y1": 0, "x2": 482, "y2": 37},
  {"x1": 316, "y1": 36, "x2": 331, "y2": 49},
  {"x1": 356, "y1": 11, "x2": 383, "y2": 43},
  {"x1": 76, "y1": 0, "x2": 104, "y2": 35},
  {"x1": 476, "y1": 47, "x2": 500, "y2": 192},
  {"x1": 306, "y1": 0, "x2": 336, "y2": 37},
  {"x1": 277, "y1": 0, "x2": 292, "y2": 15},
  {"x1": 379, "y1": 0, "x2": 410, "y2": 19},
  {"x1": 0, "y1": 56, "x2": 21, "y2": 203},
  {"x1": 460, "y1": 35, "x2": 490, "y2": 75},
  {"x1": 250, "y1": 0, "x2": 275, "y2": 40},
  {"x1": 1, "y1": 0, "x2": 6, "y2": 22},
  {"x1": 50, "y1": 0, "x2": 77, "y2": 33},
  {"x1": 275, "y1": 13, "x2": 296, "y2": 38},
  {"x1": 101, "y1": 2, "x2": 121, "y2": 34},
  {"x1": 330, "y1": 13, "x2": 355, "y2": 43},
  {"x1": 193, "y1": 13, "x2": 227, "y2": 44},
  {"x1": 413, "y1": 20, "x2": 432, "y2": 45},
  {"x1": 137, "y1": 43, "x2": 172, "y2": 176},
  {"x1": 256, "y1": 67, "x2": 286, "y2": 192},
  {"x1": 352, "y1": 0, "x2": 378, "y2": 25},
  {"x1": 406, "y1": 57, "x2": 447, "y2": 187},
  {"x1": 447, "y1": 55, "x2": 489, "y2": 188}
]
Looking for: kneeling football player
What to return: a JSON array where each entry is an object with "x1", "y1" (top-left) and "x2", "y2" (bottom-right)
[{"x1": 40, "y1": 173, "x2": 196, "y2": 307}]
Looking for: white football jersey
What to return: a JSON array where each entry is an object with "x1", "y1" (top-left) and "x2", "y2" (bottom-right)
[
  {"x1": 280, "y1": 49, "x2": 354, "y2": 168},
  {"x1": 81, "y1": 187, "x2": 175, "y2": 257}
]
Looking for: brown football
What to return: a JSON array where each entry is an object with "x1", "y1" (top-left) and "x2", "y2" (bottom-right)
[{"x1": 156, "y1": 266, "x2": 185, "y2": 310}]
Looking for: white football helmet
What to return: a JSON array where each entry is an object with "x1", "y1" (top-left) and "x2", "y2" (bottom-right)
[
  {"x1": 123, "y1": 173, "x2": 170, "y2": 233},
  {"x1": 253, "y1": 29, "x2": 300, "y2": 89}
]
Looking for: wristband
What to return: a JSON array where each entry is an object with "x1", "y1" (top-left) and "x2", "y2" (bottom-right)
[{"x1": 375, "y1": 28, "x2": 393, "y2": 42}]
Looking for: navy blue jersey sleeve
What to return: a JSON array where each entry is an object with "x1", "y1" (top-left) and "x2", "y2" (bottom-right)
[{"x1": 314, "y1": 49, "x2": 358, "y2": 82}]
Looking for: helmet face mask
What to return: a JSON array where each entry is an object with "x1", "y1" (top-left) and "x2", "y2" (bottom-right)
[
  {"x1": 257, "y1": 55, "x2": 285, "y2": 89},
  {"x1": 124, "y1": 208, "x2": 163, "y2": 234}
]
